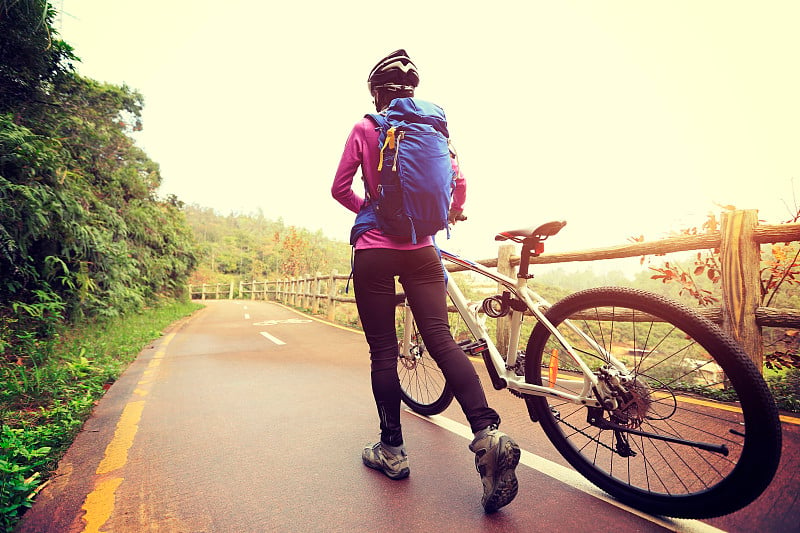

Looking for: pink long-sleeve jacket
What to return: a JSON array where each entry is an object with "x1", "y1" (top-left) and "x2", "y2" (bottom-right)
[{"x1": 331, "y1": 116, "x2": 466, "y2": 250}]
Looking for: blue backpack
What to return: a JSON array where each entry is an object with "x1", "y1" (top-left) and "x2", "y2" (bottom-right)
[{"x1": 350, "y1": 97, "x2": 455, "y2": 245}]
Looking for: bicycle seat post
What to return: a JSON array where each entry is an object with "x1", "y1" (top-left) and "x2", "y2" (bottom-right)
[
  {"x1": 495, "y1": 220, "x2": 564, "y2": 280},
  {"x1": 517, "y1": 237, "x2": 539, "y2": 280}
]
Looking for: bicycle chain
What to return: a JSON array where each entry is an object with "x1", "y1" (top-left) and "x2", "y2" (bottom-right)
[{"x1": 507, "y1": 358, "x2": 618, "y2": 453}]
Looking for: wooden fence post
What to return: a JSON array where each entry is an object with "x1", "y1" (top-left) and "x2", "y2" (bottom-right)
[
  {"x1": 720, "y1": 209, "x2": 763, "y2": 370},
  {"x1": 496, "y1": 244, "x2": 515, "y2": 355},
  {"x1": 327, "y1": 270, "x2": 338, "y2": 321},
  {"x1": 312, "y1": 272, "x2": 321, "y2": 314}
]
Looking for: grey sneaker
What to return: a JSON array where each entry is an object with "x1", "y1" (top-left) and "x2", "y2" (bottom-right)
[
  {"x1": 362, "y1": 442, "x2": 410, "y2": 480},
  {"x1": 469, "y1": 426, "x2": 520, "y2": 513}
]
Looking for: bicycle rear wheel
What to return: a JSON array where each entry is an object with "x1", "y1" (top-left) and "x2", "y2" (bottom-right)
[
  {"x1": 396, "y1": 304, "x2": 454, "y2": 416},
  {"x1": 525, "y1": 287, "x2": 781, "y2": 518}
]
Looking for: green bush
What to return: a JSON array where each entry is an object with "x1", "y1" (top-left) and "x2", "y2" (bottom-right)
[
  {"x1": 768, "y1": 368, "x2": 800, "y2": 412},
  {"x1": 0, "y1": 426, "x2": 51, "y2": 531}
]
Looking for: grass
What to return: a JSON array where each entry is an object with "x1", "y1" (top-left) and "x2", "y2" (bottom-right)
[{"x1": 0, "y1": 299, "x2": 203, "y2": 532}]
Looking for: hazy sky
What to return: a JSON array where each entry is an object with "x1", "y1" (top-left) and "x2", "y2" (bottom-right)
[{"x1": 58, "y1": 0, "x2": 799, "y2": 261}]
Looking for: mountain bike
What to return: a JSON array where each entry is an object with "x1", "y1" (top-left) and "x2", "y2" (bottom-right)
[{"x1": 396, "y1": 221, "x2": 782, "y2": 519}]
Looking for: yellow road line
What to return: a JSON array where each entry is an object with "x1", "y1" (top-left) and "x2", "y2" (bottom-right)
[
  {"x1": 95, "y1": 401, "x2": 145, "y2": 475},
  {"x1": 779, "y1": 414, "x2": 799, "y2": 425},
  {"x1": 658, "y1": 391, "x2": 800, "y2": 425},
  {"x1": 80, "y1": 477, "x2": 123, "y2": 533},
  {"x1": 78, "y1": 332, "x2": 176, "y2": 532}
]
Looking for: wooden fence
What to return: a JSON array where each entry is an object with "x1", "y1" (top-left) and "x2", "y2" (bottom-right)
[
  {"x1": 189, "y1": 282, "x2": 234, "y2": 300},
  {"x1": 189, "y1": 210, "x2": 800, "y2": 369}
]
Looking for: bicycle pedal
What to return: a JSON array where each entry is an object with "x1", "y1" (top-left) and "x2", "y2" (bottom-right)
[{"x1": 460, "y1": 339, "x2": 489, "y2": 356}]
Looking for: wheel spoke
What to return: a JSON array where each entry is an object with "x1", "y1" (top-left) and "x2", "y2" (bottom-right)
[
  {"x1": 396, "y1": 305, "x2": 454, "y2": 415},
  {"x1": 525, "y1": 287, "x2": 781, "y2": 518}
]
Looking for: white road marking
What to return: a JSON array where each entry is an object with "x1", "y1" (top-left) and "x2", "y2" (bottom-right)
[
  {"x1": 253, "y1": 318, "x2": 312, "y2": 326},
  {"x1": 244, "y1": 313, "x2": 250, "y2": 320},
  {"x1": 406, "y1": 411, "x2": 725, "y2": 533},
  {"x1": 259, "y1": 331, "x2": 286, "y2": 345}
]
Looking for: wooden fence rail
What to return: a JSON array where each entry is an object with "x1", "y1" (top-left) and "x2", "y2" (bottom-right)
[
  {"x1": 189, "y1": 210, "x2": 800, "y2": 370},
  {"x1": 189, "y1": 282, "x2": 234, "y2": 300}
]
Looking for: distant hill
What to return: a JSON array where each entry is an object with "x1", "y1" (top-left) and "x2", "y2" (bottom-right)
[{"x1": 184, "y1": 204, "x2": 351, "y2": 285}]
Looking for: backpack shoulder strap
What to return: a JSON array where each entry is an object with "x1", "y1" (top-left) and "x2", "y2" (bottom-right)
[
  {"x1": 365, "y1": 113, "x2": 392, "y2": 158},
  {"x1": 365, "y1": 113, "x2": 387, "y2": 128}
]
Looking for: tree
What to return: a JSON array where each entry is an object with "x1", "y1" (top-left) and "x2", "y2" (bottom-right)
[
  {"x1": 1, "y1": 0, "x2": 197, "y2": 353},
  {"x1": 0, "y1": 0, "x2": 76, "y2": 115}
]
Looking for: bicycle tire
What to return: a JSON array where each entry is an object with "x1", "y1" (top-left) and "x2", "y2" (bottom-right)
[
  {"x1": 524, "y1": 287, "x2": 781, "y2": 518},
  {"x1": 396, "y1": 308, "x2": 455, "y2": 416}
]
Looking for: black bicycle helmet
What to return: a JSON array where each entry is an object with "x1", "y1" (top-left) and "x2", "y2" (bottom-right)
[{"x1": 367, "y1": 49, "x2": 419, "y2": 94}]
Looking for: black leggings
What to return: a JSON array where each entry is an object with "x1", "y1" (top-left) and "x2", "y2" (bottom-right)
[{"x1": 353, "y1": 246, "x2": 500, "y2": 447}]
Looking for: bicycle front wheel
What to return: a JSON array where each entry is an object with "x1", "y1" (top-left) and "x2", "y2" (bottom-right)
[
  {"x1": 525, "y1": 287, "x2": 781, "y2": 518},
  {"x1": 396, "y1": 305, "x2": 454, "y2": 416}
]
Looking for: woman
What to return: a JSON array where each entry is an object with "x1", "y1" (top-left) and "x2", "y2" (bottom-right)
[{"x1": 331, "y1": 49, "x2": 520, "y2": 514}]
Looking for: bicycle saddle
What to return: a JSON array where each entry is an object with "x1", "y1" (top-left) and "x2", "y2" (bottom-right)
[{"x1": 495, "y1": 220, "x2": 566, "y2": 242}]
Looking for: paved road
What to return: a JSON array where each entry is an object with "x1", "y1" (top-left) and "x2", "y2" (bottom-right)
[{"x1": 17, "y1": 300, "x2": 799, "y2": 532}]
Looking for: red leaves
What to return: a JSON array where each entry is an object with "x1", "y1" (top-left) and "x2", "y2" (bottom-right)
[
  {"x1": 761, "y1": 243, "x2": 800, "y2": 306},
  {"x1": 649, "y1": 261, "x2": 719, "y2": 306}
]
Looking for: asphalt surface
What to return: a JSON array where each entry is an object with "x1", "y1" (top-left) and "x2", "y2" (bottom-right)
[{"x1": 16, "y1": 300, "x2": 799, "y2": 532}]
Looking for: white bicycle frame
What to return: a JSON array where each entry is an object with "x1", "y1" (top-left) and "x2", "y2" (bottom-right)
[{"x1": 401, "y1": 248, "x2": 636, "y2": 409}]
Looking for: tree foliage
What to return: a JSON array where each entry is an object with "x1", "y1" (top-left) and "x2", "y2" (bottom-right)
[
  {"x1": 0, "y1": 0, "x2": 76, "y2": 115},
  {"x1": 1, "y1": 1, "x2": 197, "y2": 358},
  {"x1": 183, "y1": 205, "x2": 350, "y2": 285}
]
